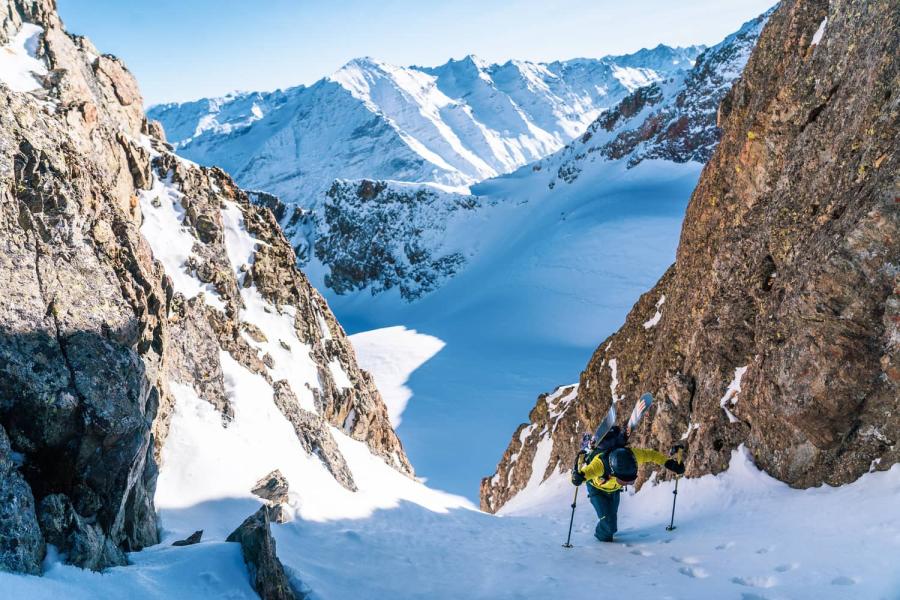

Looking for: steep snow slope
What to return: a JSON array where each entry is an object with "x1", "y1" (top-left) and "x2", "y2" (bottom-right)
[
  {"x1": 148, "y1": 47, "x2": 703, "y2": 209},
  {"x1": 6, "y1": 449, "x2": 898, "y2": 599}
]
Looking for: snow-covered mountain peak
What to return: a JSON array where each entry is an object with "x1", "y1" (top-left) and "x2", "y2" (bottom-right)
[{"x1": 149, "y1": 44, "x2": 703, "y2": 218}]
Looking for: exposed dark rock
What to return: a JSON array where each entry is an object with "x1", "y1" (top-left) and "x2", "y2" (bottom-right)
[
  {"x1": 172, "y1": 530, "x2": 203, "y2": 547},
  {"x1": 167, "y1": 296, "x2": 231, "y2": 420},
  {"x1": 484, "y1": 0, "x2": 900, "y2": 512},
  {"x1": 37, "y1": 494, "x2": 127, "y2": 571},
  {"x1": 0, "y1": 425, "x2": 44, "y2": 574},
  {"x1": 0, "y1": 0, "x2": 168, "y2": 569},
  {"x1": 227, "y1": 507, "x2": 306, "y2": 600},
  {"x1": 315, "y1": 180, "x2": 475, "y2": 301}
]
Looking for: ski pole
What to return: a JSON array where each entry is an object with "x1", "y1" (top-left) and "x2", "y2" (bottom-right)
[
  {"x1": 563, "y1": 449, "x2": 586, "y2": 548},
  {"x1": 666, "y1": 476, "x2": 679, "y2": 531},
  {"x1": 666, "y1": 443, "x2": 685, "y2": 532},
  {"x1": 562, "y1": 483, "x2": 579, "y2": 548}
]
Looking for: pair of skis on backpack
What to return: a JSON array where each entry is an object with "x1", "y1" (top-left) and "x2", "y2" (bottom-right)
[{"x1": 580, "y1": 392, "x2": 653, "y2": 454}]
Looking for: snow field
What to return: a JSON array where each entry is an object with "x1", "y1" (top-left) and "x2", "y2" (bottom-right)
[
  {"x1": 326, "y1": 159, "x2": 701, "y2": 498},
  {"x1": 5, "y1": 448, "x2": 897, "y2": 599}
]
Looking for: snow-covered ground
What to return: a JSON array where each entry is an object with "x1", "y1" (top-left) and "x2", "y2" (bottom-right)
[
  {"x1": 275, "y1": 449, "x2": 900, "y2": 599},
  {"x1": 5, "y1": 448, "x2": 897, "y2": 599}
]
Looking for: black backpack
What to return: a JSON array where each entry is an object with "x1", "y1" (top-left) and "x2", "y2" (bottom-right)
[{"x1": 585, "y1": 426, "x2": 628, "y2": 483}]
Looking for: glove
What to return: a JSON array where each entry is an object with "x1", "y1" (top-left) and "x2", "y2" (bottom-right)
[
  {"x1": 665, "y1": 459, "x2": 685, "y2": 475},
  {"x1": 571, "y1": 469, "x2": 586, "y2": 486}
]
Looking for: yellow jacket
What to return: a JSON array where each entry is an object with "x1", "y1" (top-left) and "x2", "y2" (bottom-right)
[{"x1": 579, "y1": 447, "x2": 668, "y2": 492}]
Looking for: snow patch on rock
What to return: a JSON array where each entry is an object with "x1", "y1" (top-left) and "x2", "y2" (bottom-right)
[
  {"x1": 0, "y1": 23, "x2": 47, "y2": 93},
  {"x1": 643, "y1": 294, "x2": 666, "y2": 329},
  {"x1": 719, "y1": 365, "x2": 748, "y2": 424}
]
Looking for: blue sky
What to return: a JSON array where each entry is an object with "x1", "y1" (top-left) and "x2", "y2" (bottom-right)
[{"x1": 57, "y1": 0, "x2": 774, "y2": 107}]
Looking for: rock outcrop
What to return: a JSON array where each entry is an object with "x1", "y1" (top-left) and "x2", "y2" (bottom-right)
[
  {"x1": 0, "y1": 425, "x2": 43, "y2": 574},
  {"x1": 316, "y1": 180, "x2": 477, "y2": 300},
  {"x1": 171, "y1": 530, "x2": 203, "y2": 547},
  {"x1": 1, "y1": 0, "x2": 168, "y2": 570},
  {"x1": 0, "y1": 0, "x2": 412, "y2": 576},
  {"x1": 227, "y1": 507, "x2": 306, "y2": 600},
  {"x1": 251, "y1": 470, "x2": 290, "y2": 505},
  {"x1": 484, "y1": 0, "x2": 899, "y2": 512}
]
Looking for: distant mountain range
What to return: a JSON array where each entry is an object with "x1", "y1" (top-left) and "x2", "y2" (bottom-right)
[
  {"x1": 308, "y1": 12, "x2": 769, "y2": 302},
  {"x1": 148, "y1": 45, "x2": 704, "y2": 206}
]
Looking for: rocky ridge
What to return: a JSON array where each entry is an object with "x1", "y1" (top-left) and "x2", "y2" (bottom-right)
[
  {"x1": 0, "y1": 0, "x2": 410, "y2": 577},
  {"x1": 546, "y1": 9, "x2": 770, "y2": 186},
  {"x1": 483, "y1": 0, "x2": 899, "y2": 512}
]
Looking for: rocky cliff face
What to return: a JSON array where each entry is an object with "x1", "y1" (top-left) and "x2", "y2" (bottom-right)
[
  {"x1": 483, "y1": 0, "x2": 899, "y2": 513},
  {"x1": 0, "y1": 0, "x2": 409, "y2": 575}
]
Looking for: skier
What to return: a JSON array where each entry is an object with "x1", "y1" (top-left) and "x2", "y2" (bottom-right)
[{"x1": 571, "y1": 425, "x2": 684, "y2": 542}]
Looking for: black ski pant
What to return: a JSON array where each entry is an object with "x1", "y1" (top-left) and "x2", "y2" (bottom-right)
[{"x1": 587, "y1": 485, "x2": 620, "y2": 542}]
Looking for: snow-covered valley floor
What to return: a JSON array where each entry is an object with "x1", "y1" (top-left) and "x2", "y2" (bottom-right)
[{"x1": 4, "y1": 449, "x2": 898, "y2": 599}]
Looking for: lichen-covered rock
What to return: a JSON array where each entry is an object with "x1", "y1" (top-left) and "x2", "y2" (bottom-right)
[
  {"x1": 227, "y1": 507, "x2": 306, "y2": 600},
  {"x1": 0, "y1": 425, "x2": 44, "y2": 574},
  {"x1": 484, "y1": 0, "x2": 899, "y2": 512},
  {"x1": 1, "y1": 0, "x2": 414, "y2": 577},
  {"x1": 0, "y1": 0, "x2": 168, "y2": 569},
  {"x1": 167, "y1": 296, "x2": 231, "y2": 421}
]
